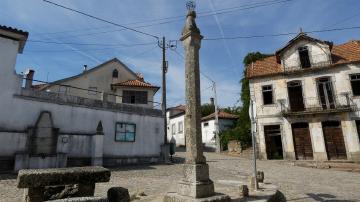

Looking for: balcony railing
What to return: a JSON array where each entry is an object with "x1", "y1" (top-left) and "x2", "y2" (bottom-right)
[
  {"x1": 280, "y1": 93, "x2": 357, "y2": 116},
  {"x1": 283, "y1": 54, "x2": 332, "y2": 72}
]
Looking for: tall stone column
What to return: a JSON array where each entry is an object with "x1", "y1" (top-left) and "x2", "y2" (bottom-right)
[{"x1": 164, "y1": 10, "x2": 230, "y2": 202}]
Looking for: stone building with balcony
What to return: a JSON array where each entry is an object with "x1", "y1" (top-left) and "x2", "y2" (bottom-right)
[{"x1": 247, "y1": 33, "x2": 360, "y2": 161}]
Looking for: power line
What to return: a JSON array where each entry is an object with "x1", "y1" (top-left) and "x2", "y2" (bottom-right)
[
  {"x1": 43, "y1": 0, "x2": 159, "y2": 39},
  {"x1": 37, "y1": 0, "x2": 293, "y2": 40},
  {"x1": 27, "y1": 40, "x2": 156, "y2": 47},
  {"x1": 203, "y1": 26, "x2": 360, "y2": 41},
  {"x1": 27, "y1": 43, "x2": 157, "y2": 53},
  {"x1": 322, "y1": 10, "x2": 360, "y2": 29}
]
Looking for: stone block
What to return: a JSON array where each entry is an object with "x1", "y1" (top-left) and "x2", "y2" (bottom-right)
[
  {"x1": 257, "y1": 171, "x2": 264, "y2": 183},
  {"x1": 17, "y1": 166, "x2": 110, "y2": 188},
  {"x1": 46, "y1": 197, "x2": 107, "y2": 202},
  {"x1": 239, "y1": 185, "x2": 249, "y2": 197},
  {"x1": 182, "y1": 163, "x2": 210, "y2": 182},
  {"x1": 248, "y1": 176, "x2": 258, "y2": 190},
  {"x1": 107, "y1": 187, "x2": 130, "y2": 202},
  {"x1": 164, "y1": 192, "x2": 231, "y2": 202},
  {"x1": 24, "y1": 187, "x2": 45, "y2": 202},
  {"x1": 227, "y1": 140, "x2": 241, "y2": 153},
  {"x1": 178, "y1": 179, "x2": 214, "y2": 198}
]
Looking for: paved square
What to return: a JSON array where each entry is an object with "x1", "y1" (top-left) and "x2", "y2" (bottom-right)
[{"x1": 1, "y1": 152, "x2": 359, "y2": 201}]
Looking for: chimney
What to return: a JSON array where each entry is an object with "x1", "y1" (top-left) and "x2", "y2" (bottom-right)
[
  {"x1": 83, "y1": 65, "x2": 88, "y2": 72},
  {"x1": 25, "y1": 69, "x2": 35, "y2": 89},
  {"x1": 210, "y1": 97, "x2": 215, "y2": 106}
]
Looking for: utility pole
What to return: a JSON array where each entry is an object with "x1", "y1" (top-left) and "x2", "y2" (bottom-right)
[
  {"x1": 158, "y1": 37, "x2": 176, "y2": 163},
  {"x1": 213, "y1": 82, "x2": 220, "y2": 153},
  {"x1": 161, "y1": 36, "x2": 168, "y2": 144}
]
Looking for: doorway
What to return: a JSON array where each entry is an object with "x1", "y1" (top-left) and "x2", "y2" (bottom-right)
[
  {"x1": 322, "y1": 121, "x2": 347, "y2": 160},
  {"x1": 292, "y1": 123, "x2": 313, "y2": 160},
  {"x1": 317, "y1": 77, "x2": 335, "y2": 109},
  {"x1": 288, "y1": 81, "x2": 305, "y2": 112},
  {"x1": 264, "y1": 125, "x2": 283, "y2": 160}
]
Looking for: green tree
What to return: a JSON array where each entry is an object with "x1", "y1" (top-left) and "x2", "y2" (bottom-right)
[
  {"x1": 201, "y1": 103, "x2": 215, "y2": 117},
  {"x1": 220, "y1": 52, "x2": 271, "y2": 149}
]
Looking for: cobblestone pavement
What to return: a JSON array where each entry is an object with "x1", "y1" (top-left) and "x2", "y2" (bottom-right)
[{"x1": 0, "y1": 152, "x2": 359, "y2": 202}]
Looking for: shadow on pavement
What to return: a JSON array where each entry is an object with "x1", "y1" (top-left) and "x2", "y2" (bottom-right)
[{"x1": 288, "y1": 193, "x2": 357, "y2": 202}]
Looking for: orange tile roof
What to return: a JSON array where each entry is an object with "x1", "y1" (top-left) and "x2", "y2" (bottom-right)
[
  {"x1": 247, "y1": 40, "x2": 360, "y2": 79},
  {"x1": 168, "y1": 105, "x2": 186, "y2": 111},
  {"x1": 112, "y1": 79, "x2": 160, "y2": 90},
  {"x1": 202, "y1": 111, "x2": 239, "y2": 121}
]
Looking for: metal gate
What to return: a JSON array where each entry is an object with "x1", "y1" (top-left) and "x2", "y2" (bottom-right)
[
  {"x1": 292, "y1": 123, "x2": 313, "y2": 160},
  {"x1": 322, "y1": 121, "x2": 347, "y2": 160}
]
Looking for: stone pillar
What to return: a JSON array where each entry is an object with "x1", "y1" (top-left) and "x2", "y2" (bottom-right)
[
  {"x1": 164, "y1": 10, "x2": 230, "y2": 202},
  {"x1": 92, "y1": 121, "x2": 104, "y2": 166},
  {"x1": 309, "y1": 121, "x2": 328, "y2": 161},
  {"x1": 341, "y1": 115, "x2": 360, "y2": 161}
]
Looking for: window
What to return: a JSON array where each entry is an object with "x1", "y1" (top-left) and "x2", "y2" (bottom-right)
[
  {"x1": 178, "y1": 121, "x2": 183, "y2": 133},
  {"x1": 262, "y1": 85, "x2": 274, "y2": 105},
  {"x1": 350, "y1": 74, "x2": 360, "y2": 96},
  {"x1": 171, "y1": 124, "x2": 176, "y2": 135},
  {"x1": 115, "y1": 123, "x2": 136, "y2": 142},
  {"x1": 123, "y1": 91, "x2": 148, "y2": 104},
  {"x1": 59, "y1": 86, "x2": 67, "y2": 94},
  {"x1": 112, "y1": 69, "x2": 119, "y2": 78},
  {"x1": 298, "y1": 46, "x2": 311, "y2": 68},
  {"x1": 204, "y1": 122, "x2": 209, "y2": 127},
  {"x1": 88, "y1": 87, "x2": 97, "y2": 95}
]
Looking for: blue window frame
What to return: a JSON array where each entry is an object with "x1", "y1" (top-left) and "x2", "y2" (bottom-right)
[{"x1": 115, "y1": 123, "x2": 136, "y2": 142}]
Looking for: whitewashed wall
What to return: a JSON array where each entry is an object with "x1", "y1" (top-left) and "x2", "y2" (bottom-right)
[{"x1": 0, "y1": 36, "x2": 164, "y2": 165}]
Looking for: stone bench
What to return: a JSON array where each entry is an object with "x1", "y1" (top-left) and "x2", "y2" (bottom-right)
[{"x1": 17, "y1": 166, "x2": 111, "y2": 202}]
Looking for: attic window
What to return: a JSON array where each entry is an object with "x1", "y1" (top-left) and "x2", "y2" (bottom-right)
[
  {"x1": 350, "y1": 74, "x2": 360, "y2": 96},
  {"x1": 112, "y1": 69, "x2": 119, "y2": 78},
  {"x1": 262, "y1": 85, "x2": 274, "y2": 105},
  {"x1": 298, "y1": 46, "x2": 311, "y2": 68}
]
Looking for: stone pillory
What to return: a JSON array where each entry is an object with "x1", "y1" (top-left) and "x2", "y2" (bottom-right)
[{"x1": 164, "y1": 8, "x2": 230, "y2": 202}]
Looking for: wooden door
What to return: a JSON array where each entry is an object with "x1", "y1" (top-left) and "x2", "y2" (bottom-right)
[
  {"x1": 264, "y1": 125, "x2": 283, "y2": 160},
  {"x1": 292, "y1": 123, "x2": 313, "y2": 160},
  {"x1": 322, "y1": 121, "x2": 347, "y2": 160}
]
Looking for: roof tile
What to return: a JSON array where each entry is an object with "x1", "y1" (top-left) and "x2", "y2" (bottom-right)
[{"x1": 247, "y1": 40, "x2": 360, "y2": 78}]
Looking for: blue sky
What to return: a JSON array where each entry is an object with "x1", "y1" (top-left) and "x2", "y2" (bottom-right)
[{"x1": 1, "y1": 0, "x2": 359, "y2": 108}]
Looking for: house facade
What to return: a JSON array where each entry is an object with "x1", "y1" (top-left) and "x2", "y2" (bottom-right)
[
  {"x1": 0, "y1": 25, "x2": 164, "y2": 172},
  {"x1": 247, "y1": 33, "x2": 360, "y2": 161},
  {"x1": 167, "y1": 105, "x2": 238, "y2": 148},
  {"x1": 37, "y1": 58, "x2": 159, "y2": 108}
]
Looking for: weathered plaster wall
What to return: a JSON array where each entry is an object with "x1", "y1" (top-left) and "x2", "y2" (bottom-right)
[
  {"x1": 281, "y1": 40, "x2": 331, "y2": 70},
  {"x1": 250, "y1": 44, "x2": 360, "y2": 161}
]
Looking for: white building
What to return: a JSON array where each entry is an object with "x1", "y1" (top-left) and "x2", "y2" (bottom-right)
[
  {"x1": 247, "y1": 33, "x2": 360, "y2": 161},
  {"x1": 0, "y1": 25, "x2": 164, "y2": 172},
  {"x1": 35, "y1": 58, "x2": 159, "y2": 108},
  {"x1": 167, "y1": 105, "x2": 238, "y2": 148}
]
